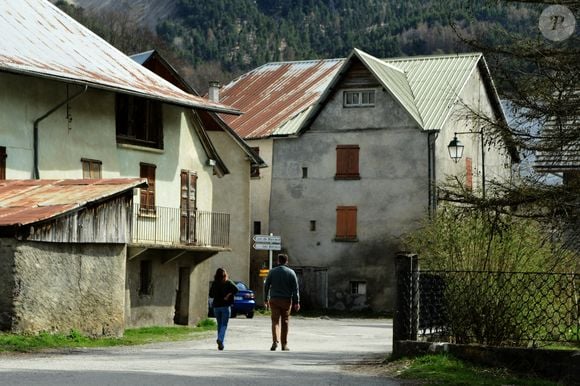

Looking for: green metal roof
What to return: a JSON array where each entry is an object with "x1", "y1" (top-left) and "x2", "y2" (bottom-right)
[
  {"x1": 383, "y1": 53, "x2": 483, "y2": 131},
  {"x1": 354, "y1": 49, "x2": 424, "y2": 128}
]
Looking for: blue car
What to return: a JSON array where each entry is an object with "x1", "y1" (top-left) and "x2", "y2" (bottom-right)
[{"x1": 209, "y1": 281, "x2": 256, "y2": 319}]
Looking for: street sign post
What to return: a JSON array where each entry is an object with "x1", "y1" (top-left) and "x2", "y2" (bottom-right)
[{"x1": 252, "y1": 234, "x2": 282, "y2": 269}]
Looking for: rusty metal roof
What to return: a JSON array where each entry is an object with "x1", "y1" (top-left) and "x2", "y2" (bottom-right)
[
  {"x1": 0, "y1": 0, "x2": 239, "y2": 115},
  {"x1": 219, "y1": 59, "x2": 344, "y2": 139},
  {"x1": 0, "y1": 179, "x2": 146, "y2": 227}
]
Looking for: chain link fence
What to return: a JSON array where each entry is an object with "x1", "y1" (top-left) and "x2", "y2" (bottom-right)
[{"x1": 395, "y1": 255, "x2": 580, "y2": 347}]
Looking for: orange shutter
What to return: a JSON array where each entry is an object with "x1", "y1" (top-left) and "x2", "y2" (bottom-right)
[
  {"x1": 336, "y1": 145, "x2": 360, "y2": 179},
  {"x1": 336, "y1": 206, "x2": 357, "y2": 239},
  {"x1": 465, "y1": 157, "x2": 473, "y2": 191}
]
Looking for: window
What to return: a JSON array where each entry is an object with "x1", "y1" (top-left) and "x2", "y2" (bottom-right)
[
  {"x1": 343, "y1": 90, "x2": 375, "y2": 107},
  {"x1": 310, "y1": 220, "x2": 316, "y2": 231},
  {"x1": 81, "y1": 158, "x2": 102, "y2": 179},
  {"x1": 116, "y1": 94, "x2": 163, "y2": 149},
  {"x1": 302, "y1": 167, "x2": 308, "y2": 178},
  {"x1": 250, "y1": 147, "x2": 260, "y2": 178},
  {"x1": 253, "y1": 221, "x2": 261, "y2": 235},
  {"x1": 139, "y1": 260, "x2": 153, "y2": 295},
  {"x1": 350, "y1": 281, "x2": 367, "y2": 295},
  {"x1": 140, "y1": 163, "x2": 156, "y2": 211},
  {"x1": 465, "y1": 157, "x2": 473, "y2": 191},
  {"x1": 335, "y1": 145, "x2": 360, "y2": 180},
  {"x1": 336, "y1": 206, "x2": 357, "y2": 241},
  {"x1": 0, "y1": 146, "x2": 6, "y2": 180}
]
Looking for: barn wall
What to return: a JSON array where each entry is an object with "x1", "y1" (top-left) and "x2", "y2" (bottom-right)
[{"x1": 9, "y1": 241, "x2": 126, "y2": 336}]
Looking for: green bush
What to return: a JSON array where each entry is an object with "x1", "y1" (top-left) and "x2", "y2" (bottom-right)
[
  {"x1": 404, "y1": 206, "x2": 579, "y2": 346},
  {"x1": 404, "y1": 206, "x2": 576, "y2": 272}
]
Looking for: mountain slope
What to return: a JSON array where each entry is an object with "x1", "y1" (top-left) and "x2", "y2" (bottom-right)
[{"x1": 55, "y1": 0, "x2": 539, "y2": 91}]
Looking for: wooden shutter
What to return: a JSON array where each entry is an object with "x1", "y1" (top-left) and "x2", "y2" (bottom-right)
[
  {"x1": 0, "y1": 146, "x2": 6, "y2": 180},
  {"x1": 180, "y1": 170, "x2": 197, "y2": 243},
  {"x1": 336, "y1": 206, "x2": 357, "y2": 240},
  {"x1": 336, "y1": 145, "x2": 360, "y2": 179},
  {"x1": 140, "y1": 163, "x2": 156, "y2": 210},
  {"x1": 465, "y1": 157, "x2": 473, "y2": 191},
  {"x1": 81, "y1": 159, "x2": 102, "y2": 179}
]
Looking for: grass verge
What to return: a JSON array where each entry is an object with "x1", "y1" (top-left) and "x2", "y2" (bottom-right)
[
  {"x1": 0, "y1": 318, "x2": 216, "y2": 353},
  {"x1": 391, "y1": 354, "x2": 559, "y2": 386}
]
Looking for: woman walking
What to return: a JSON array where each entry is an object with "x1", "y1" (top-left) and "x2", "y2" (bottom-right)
[{"x1": 209, "y1": 268, "x2": 238, "y2": 350}]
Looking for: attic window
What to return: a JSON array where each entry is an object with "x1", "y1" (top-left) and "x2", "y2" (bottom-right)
[{"x1": 343, "y1": 90, "x2": 375, "y2": 107}]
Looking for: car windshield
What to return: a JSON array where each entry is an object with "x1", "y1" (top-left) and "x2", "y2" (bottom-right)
[{"x1": 236, "y1": 282, "x2": 248, "y2": 290}]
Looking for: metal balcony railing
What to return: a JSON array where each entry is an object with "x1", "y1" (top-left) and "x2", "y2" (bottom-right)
[{"x1": 130, "y1": 204, "x2": 230, "y2": 248}]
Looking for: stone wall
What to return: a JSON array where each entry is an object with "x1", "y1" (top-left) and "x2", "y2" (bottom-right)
[
  {"x1": 0, "y1": 238, "x2": 16, "y2": 330},
  {"x1": 4, "y1": 240, "x2": 126, "y2": 336},
  {"x1": 393, "y1": 340, "x2": 580, "y2": 384}
]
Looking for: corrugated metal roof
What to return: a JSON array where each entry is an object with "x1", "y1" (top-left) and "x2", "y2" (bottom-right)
[
  {"x1": 535, "y1": 143, "x2": 580, "y2": 172},
  {"x1": 220, "y1": 59, "x2": 343, "y2": 138},
  {"x1": 384, "y1": 53, "x2": 482, "y2": 131},
  {"x1": 0, "y1": 0, "x2": 238, "y2": 115},
  {"x1": 221, "y1": 50, "x2": 487, "y2": 139},
  {"x1": 354, "y1": 49, "x2": 424, "y2": 128},
  {"x1": 0, "y1": 179, "x2": 146, "y2": 227}
]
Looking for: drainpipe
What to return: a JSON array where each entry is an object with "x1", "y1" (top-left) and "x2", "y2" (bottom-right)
[
  {"x1": 427, "y1": 130, "x2": 438, "y2": 218},
  {"x1": 33, "y1": 84, "x2": 88, "y2": 179}
]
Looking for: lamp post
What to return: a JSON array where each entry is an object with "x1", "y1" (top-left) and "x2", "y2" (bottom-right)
[{"x1": 447, "y1": 131, "x2": 485, "y2": 198}]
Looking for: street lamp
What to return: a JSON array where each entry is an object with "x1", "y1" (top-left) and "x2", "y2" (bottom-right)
[
  {"x1": 447, "y1": 136, "x2": 464, "y2": 163},
  {"x1": 447, "y1": 131, "x2": 485, "y2": 198}
]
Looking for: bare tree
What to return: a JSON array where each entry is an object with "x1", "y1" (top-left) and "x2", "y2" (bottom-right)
[{"x1": 439, "y1": 1, "x2": 580, "y2": 254}]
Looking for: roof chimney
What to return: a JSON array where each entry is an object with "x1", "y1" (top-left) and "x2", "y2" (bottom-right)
[{"x1": 208, "y1": 81, "x2": 221, "y2": 103}]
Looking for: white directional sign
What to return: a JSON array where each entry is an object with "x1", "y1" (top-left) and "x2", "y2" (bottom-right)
[
  {"x1": 252, "y1": 234, "x2": 281, "y2": 251},
  {"x1": 253, "y1": 242, "x2": 282, "y2": 251},
  {"x1": 253, "y1": 235, "x2": 281, "y2": 244}
]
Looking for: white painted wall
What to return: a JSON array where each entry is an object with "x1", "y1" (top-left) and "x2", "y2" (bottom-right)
[
  {"x1": 436, "y1": 67, "x2": 513, "y2": 193},
  {"x1": 1, "y1": 72, "x2": 215, "y2": 211},
  {"x1": 208, "y1": 131, "x2": 252, "y2": 284}
]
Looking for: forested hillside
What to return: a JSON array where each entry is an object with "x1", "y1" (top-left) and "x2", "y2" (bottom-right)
[{"x1": 57, "y1": 0, "x2": 539, "y2": 92}]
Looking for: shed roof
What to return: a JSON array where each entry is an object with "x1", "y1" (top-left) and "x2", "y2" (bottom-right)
[
  {"x1": 0, "y1": 179, "x2": 146, "y2": 227},
  {"x1": 0, "y1": 0, "x2": 238, "y2": 115}
]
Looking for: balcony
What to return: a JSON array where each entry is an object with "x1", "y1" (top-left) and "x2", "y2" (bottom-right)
[{"x1": 130, "y1": 204, "x2": 230, "y2": 248}]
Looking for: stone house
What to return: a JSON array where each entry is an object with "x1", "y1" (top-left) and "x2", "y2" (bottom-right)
[
  {"x1": 0, "y1": 0, "x2": 247, "y2": 333},
  {"x1": 219, "y1": 48, "x2": 519, "y2": 312}
]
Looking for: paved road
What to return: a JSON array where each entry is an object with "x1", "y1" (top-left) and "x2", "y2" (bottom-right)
[{"x1": 0, "y1": 316, "x2": 400, "y2": 385}]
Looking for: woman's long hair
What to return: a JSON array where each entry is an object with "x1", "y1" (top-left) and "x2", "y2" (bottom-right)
[{"x1": 214, "y1": 267, "x2": 228, "y2": 283}]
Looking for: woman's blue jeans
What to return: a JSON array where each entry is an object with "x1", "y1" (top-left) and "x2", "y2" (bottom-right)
[{"x1": 214, "y1": 306, "x2": 231, "y2": 343}]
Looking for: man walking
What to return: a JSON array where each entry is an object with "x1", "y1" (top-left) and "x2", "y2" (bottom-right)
[{"x1": 264, "y1": 253, "x2": 300, "y2": 351}]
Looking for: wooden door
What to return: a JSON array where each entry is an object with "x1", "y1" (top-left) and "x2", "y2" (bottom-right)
[{"x1": 173, "y1": 266, "x2": 190, "y2": 325}]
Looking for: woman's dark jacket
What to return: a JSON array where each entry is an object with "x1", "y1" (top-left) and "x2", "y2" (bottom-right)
[{"x1": 209, "y1": 280, "x2": 239, "y2": 308}]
